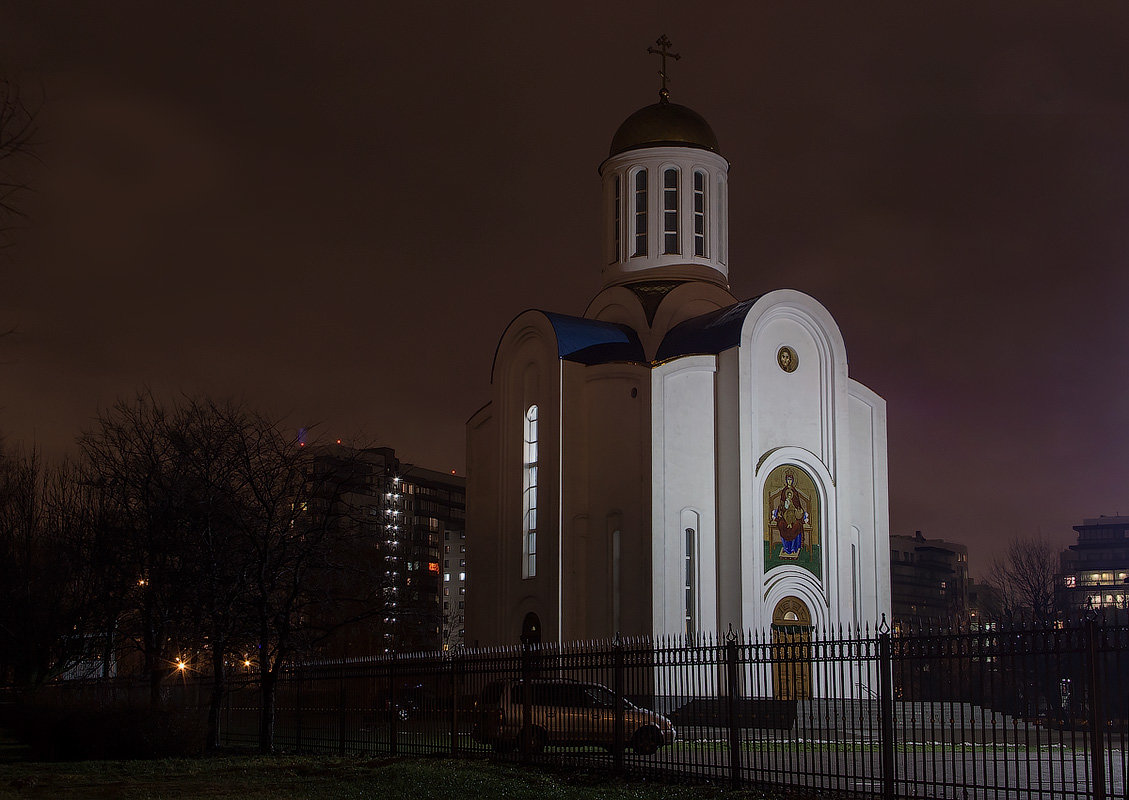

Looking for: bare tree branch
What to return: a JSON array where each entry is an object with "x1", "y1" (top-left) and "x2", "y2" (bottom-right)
[
  {"x1": 0, "y1": 78, "x2": 39, "y2": 245},
  {"x1": 984, "y1": 535, "x2": 1060, "y2": 625}
]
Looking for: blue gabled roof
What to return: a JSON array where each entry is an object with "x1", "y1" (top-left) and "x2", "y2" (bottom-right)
[
  {"x1": 543, "y1": 312, "x2": 646, "y2": 366},
  {"x1": 654, "y1": 296, "x2": 763, "y2": 362}
]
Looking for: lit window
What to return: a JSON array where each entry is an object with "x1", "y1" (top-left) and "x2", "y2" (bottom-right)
[
  {"x1": 459, "y1": 572, "x2": 466, "y2": 580},
  {"x1": 663, "y1": 168, "x2": 679, "y2": 254},
  {"x1": 444, "y1": 572, "x2": 450, "y2": 582},
  {"x1": 613, "y1": 175, "x2": 621, "y2": 263},
  {"x1": 633, "y1": 170, "x2": 647, "y2": 257},
  {"x1": 693, "y1": 170, "x2": 707, "y2": 257},
  {"x1": 522, "y1": 404, "x2": 539, "y2": 578},
  {"x1": 684, "y1": 527, "x2": 696, "y2": 638}
]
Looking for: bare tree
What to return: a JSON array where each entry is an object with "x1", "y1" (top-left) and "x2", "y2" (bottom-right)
[
  {"x1": 0, "y1": 449, "x2": 105, "y2": 684},
  {"x1": 225, "y1": 421, "x2": 365, "y2": 752},
  {"x1": 984, "y1": 535, "x2": 1061, "y2": 626},
  {"x1": 76, "y1": 392, "x2": 385, "y2": 752},
  {"x1": 166, "y1": 397, "x2": 255, "y2": 750},
  {"x1": 80, "y1": 392, "x2": 197, "y2": 707},
  {"x1": 0, "y1": 78, "x2": 39, "y2": 249}
]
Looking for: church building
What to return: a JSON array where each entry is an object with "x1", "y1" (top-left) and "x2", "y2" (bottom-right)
[{"x1": 465, "y1": 44, "x2": 891, "y2": 651}]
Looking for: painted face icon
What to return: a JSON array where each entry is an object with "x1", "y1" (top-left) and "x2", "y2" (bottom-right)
[{"x1": 778, "y1": 346, "x2": 797, "y2": 372}]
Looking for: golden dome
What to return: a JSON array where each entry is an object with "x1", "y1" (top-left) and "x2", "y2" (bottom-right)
[{"x1": 609, "y1": 100, "x2": 720, "y2": 157}]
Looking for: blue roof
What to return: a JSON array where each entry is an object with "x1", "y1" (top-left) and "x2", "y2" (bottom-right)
[
  {"x1": 543, "y1": 312, "x2": 646, "y2": 365},
  {"x1": 654, "y1": 297, "x2": 762, "y2": 361}
]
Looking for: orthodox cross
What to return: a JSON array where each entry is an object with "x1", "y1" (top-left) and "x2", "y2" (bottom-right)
[{"x1": 647, "y1": 34, "x2": 680, "y2": 102}]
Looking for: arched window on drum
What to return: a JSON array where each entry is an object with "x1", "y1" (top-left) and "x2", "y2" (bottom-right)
[{"x1": 522, "y1": 404, "x2": 538, "y2": 579}]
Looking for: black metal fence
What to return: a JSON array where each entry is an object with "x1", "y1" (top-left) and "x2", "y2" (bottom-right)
[{"x1": 28, "y1": 618, "x2": 1129, "y2": 799}]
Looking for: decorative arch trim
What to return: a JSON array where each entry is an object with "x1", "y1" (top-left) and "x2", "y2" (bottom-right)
[{"x1": 755, "y1": 446, "x2": 834, "y2": 485}]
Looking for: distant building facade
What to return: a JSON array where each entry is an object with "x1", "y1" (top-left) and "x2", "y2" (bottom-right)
[
  {"x1": 1057, "y1": 515, "x2": 1129, "y2": 614},
  {"x1": 441, "y1": 527, "x2": 467, "y2": 650},
  {"x1": 889, "y1": 531, "x2": 969, "y2": 628},
  {"x1": 310, "y1": 446, "x2": 465, "y2": 655},
  {"x1": 966, "y1": 579, "x2": 999, "y2": 628}
]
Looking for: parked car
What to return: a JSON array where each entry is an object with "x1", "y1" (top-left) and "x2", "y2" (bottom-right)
[{"x1": 472, "y1": 679, "x2": 676, "y2": 755}]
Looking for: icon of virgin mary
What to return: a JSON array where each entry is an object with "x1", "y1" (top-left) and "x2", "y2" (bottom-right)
[{"x1": 771, "y1": 471, "x2": 808, "y2": 559}]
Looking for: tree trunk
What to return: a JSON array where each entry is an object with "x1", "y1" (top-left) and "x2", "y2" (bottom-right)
[
  {"x1": 207, "y1": 644, "x2": 226, "y2": 751},
  {"x1": 149, "y1": 666, "x2": 163, "y2": 709},
  {"x1": 259, "y1": 668, "x2": 277, "y2": 754}
]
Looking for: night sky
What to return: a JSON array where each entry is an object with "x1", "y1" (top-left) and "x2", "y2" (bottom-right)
[{"x1": 3, "y1": 3, "x2": 1127, "y2": 576}]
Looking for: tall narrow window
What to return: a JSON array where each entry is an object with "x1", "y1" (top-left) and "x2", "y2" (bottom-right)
[
  {"x1": 693, "y1": 170, "x2": 707, "y2": 257},
  {"x1": 522, "y1": 405, "x2": 538, "y2": 578},
  {"x1": 663, "y1": 168, "x2": 679, "y2": 254},
  {"x1": 684, "y1": 527, "x2": 696, "y2": 638},
  {"x1": 612, "y1": 175, "x2": 621, "y2": 263},
  {"x1": 633, "y1": 170, "x2": 647, "y2": 257}
]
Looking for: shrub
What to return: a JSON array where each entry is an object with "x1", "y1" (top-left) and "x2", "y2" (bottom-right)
[{"x1": 5, "y1": 705, "x2": 207, "y2": 760}]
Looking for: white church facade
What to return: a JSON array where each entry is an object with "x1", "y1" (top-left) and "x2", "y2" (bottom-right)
[{"x1": 465, "y1": 67, "x2": 891, "y2": 663}]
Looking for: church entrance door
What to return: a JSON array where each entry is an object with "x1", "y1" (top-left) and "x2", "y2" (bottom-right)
[
  {"x1": 771, "y1": 597, "x2": 813, "y2": 700},
  {"x1": 520, "y1": 612, "x2": 542, "y2": 646}
]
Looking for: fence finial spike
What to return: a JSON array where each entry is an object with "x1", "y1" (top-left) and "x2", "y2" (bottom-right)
[{"x1": 878, "y1": 613, "x2": 890, "y2": 635}]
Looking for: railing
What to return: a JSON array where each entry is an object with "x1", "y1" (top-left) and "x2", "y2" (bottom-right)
[{"x1": 31, "y1": 618, "x2": 1129, "y2": 799}]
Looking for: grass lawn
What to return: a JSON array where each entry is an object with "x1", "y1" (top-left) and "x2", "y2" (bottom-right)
[{"x1": 0, "y1": 754, "x2": 802, "y2": 800}]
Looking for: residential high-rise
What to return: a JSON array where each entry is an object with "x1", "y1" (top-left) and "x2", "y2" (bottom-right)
[{"x1": 308, "y1": 445, "x2": 465, "y2": 656}]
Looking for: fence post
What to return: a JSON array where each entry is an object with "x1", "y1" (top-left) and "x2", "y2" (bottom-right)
[
  {"x1": 878, "y1": 617, "x2": 896, "y2": 800},
  {"x1": 520, "y1": 642, "x2": 533, "y2": 761},
  {"x1": 1085, "y1": 615, "x2": 1107, "y2": 800},
  {"x1": 388, "y1": 666, "x2": 398, "y2": 756},
  {"x1": 450, "y1": 651, "x2": 460, "y2": 757},
  {"x1": 338, "y1": 670, "x2": 347, "y2": 756},
  {"x1": 294, "y1": 669, "x2": 302, "y2": 752},
  {"x1": 725, "y1": 625, "x2": 741, "y2": 789},
  {"x1": 613, "y1": 634, "x2": 625, "y2": 774},
  {"x1": 223, "y1": 678, "x2": 231, "y2": 749}
]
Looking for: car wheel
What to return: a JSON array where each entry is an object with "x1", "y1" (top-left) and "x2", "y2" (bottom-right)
[{"x1": 630, "y1": 725, "x2": 663, "y2": 756}]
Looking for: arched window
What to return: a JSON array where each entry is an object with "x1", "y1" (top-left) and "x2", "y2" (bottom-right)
[
  {"x1": 684, "y1": 526, "x2": 697, "y2": 637},
  {"x1": 693, "y1": 170, "x2": 707, "y2": 257},
  {"x1": 663, "y1": 168, "x2": 679, "y2": 254},
  {"x1": 633, "y1": 169, "x2": 647, "y2": 257},
  {"x1": 612, "y1": 175, "x2": 621, "y2": 264},
  {"x1": 522, "y1": 404, "x2": 538, "y2": 578},
  {"x1": 718, "y1": 173, "x2": 728, "y2": 265}
]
